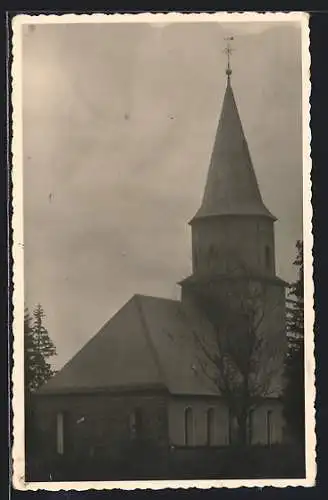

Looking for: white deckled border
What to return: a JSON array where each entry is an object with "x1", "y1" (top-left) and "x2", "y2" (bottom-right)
[{"x1": 11, "y1": 11, "x2": 315, "y2": 491}]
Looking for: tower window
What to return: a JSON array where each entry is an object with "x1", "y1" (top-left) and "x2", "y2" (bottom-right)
[
  {"x1": 184, "y1": 407, "x2": 193, "y2": 446},
  {"x1": 208, "y1": 245, "x2": 218, "y2": 269},
  {"x1": 129, "y1": 408, "x2": 143, "y2": 439},
  {"x1": 265, "y1": 245, "x2": 271, "y2": 270},
  {"x1": 194, "y1": 250, "x2": 198, "y2": 268}
]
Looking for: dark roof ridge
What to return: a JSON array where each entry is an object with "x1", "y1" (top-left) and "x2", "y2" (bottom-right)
[{"x1": 133, "y1": 293, "x2": 180, "y2": 304}]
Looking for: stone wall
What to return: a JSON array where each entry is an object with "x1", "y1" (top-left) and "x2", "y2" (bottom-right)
[
  {"x1": 32, "y1": 389, "x2": 169, "y2": 464},
  {"x1": 28, "y1": 391, "x2": 286, "y2": 481}
]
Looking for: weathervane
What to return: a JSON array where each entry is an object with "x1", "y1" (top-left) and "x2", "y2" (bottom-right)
[{"x1": 223, "y1": 36, "x2": 234, "y2": 78}]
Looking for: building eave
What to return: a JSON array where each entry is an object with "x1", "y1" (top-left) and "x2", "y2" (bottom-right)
[
  {"x1": 34, "y1": 382, "x2": 170, "y2": 397},
  {"x1": 179, "y1": 273, "x2": 289, "y2": 288},
  {"x1": 188, "y1": 211, "x2": 277, "y2": 226}
]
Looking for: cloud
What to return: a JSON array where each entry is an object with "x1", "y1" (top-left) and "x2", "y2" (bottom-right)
[
  {"x1": 22, "y1": 21, "x2": 303, "y2": 368},
  {"x1": 220, "y1": 20, "x2": 299, "y2": 36}
]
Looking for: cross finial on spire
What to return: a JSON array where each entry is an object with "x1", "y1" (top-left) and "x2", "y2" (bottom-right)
[{"x1": 223, "y1": 36, "x2": 234, "y2": 79}]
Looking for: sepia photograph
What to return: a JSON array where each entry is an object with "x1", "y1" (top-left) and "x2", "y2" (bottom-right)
[{"x1": 11, "y1": 12, "x2": 314, "y2": 490}]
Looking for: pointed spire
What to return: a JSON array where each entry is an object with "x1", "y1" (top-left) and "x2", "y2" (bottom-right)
[{"x1": 191, "y1": 52, "x2": 275, "y2": 223}]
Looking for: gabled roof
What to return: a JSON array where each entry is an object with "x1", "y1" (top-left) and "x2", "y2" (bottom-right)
[
  {"x1": 38, "y1": 293, "x2": 283, "y2": 398},
  {"x1": 192, "y1": 76, "x2": 275, "y2": 222},
  {"x1": 37, "y1": 295, "x2": 219, "y2": 397}
]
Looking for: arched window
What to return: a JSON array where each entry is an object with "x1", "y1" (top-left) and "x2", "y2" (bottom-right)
[
  {"x1": 129, "y1": 408, "x2": 143, "y2": 440},
  {"x1": 207, "y1": 245, "x2": 218, "y2": 269},
  {"x1": 248, "y1": 409, "x2": 254, "y2": 445},
  {"x1": 206, "y1": 408, "x2": 215, "y2": 446},
  {"x1": 228, "y1": 408, "x2": 233, "y2": 445},
  {"x1": 56, "y1": 412, "x2": 65, "y2": 455},
  {"x1": 194, "y1": 250, "x2": 198, "y2": 269},
  {"x1": 266, "y1": 410, "x2": 273, "y2": 446},
  {"x1": 184, "y1": 407, "x2": 193, "y2": 446},
  {"x1": 265, "y1": 245, "x2": 271, "y2": 270}
]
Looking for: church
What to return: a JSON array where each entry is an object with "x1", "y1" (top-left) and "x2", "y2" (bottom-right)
[{"x1": 32, "y1": 53, "x2": 287, "y2": 472}]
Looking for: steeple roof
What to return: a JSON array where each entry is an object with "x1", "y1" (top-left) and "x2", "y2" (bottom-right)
[{"x1": 192, "y1": 75, "x2": 275, "y2": 222}]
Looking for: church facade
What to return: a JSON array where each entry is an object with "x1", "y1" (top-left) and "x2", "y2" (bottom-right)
[{"x1": 32, "y1": 65, "x2": 287, "y2": 470}]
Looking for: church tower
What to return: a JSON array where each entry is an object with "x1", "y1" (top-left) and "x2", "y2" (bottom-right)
[
  {"x1": 190, "y1": 69, "x2": 277, "y2": 279},
  {"x1": 180, "y1": 42, "x2": 287, "y2": 297},
  {"x1": 180, "y1": 42, "x2": 287, "y2": 400}
]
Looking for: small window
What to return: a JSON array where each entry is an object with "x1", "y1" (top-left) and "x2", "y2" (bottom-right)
[
  {"x1": 265, "y1": 245, "x2": 271, "y2": 270},
  {"x1": 228, "y1": 409, "x2": 239, "y2": 445},
  {"x1": 56, "y1": 412, "x2": 65, "y2": 455},
  {"x1": 184, "y1": 407, "x2": 193, "y2": 446},
  {"x1": 209, "y1": 245, "x2": 215, "y2": 256},
  {"x1": 208, "y1": 245, "x2": 218, "y2": 266},
  {"x1": 228, "y1": 408, "x2": 233, "y2": 445},
  {"x1": 266, "y1": 410, "x2": 273, "y2": 446},
  {"x1": 194, "y1": 250, "x2": 198, "y2": 269},
  {"x1": 129, "y1": 408, "x2": 143, "y2": 440},
  {"x1": 248, "y1": 409, "x2": 254, "y2": 445},
  {"x1": 206, "y1": 408, "x2": 215, "y2": 446}
]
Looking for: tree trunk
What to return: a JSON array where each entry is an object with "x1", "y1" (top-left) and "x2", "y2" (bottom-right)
[
  {"x1": 237, "y1": 411, "x2": 248, "y2": 446},
  {"x1": 236, "y1": 375, "x2": 250, "y2": 446}
]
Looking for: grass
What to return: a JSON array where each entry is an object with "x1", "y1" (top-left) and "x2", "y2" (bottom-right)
[{"x1": 26, "y1": 443, "x2": 305, "y2": 482}]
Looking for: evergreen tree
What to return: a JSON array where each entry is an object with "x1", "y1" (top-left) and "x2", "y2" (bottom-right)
[
  {"x1": 24, "y1": 308, "x2": 36, "y2": 394},
  {"x1": 24, "y1": 304, "x2": 57, "y2": 392},
  {"x1": 283, "y1": 240, "x2": 305, "y2": 443},
  {"x1": 25, "y1": 304, "x2": 57, "y2": 464}
]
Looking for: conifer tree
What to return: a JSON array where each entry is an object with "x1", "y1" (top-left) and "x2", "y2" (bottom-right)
[
  {"x1": 24, "y1": 308, "x2": 36, "y2": 394},
  {"x1": 283, "y1": 240, "x2": 305, "y2": 443},
  {"x1": 25, "y1": 304, "x2": 57, "y2": 461},
  {"x1": 24, "y1": 304, "x2": 57, "y2": 392}
]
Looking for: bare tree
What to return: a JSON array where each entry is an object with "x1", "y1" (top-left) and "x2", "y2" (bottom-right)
[{"x1": 188, "y1": 254, "x2": 285, "y2": 445}]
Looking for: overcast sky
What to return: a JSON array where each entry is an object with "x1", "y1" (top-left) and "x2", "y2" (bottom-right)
[{"x1": 22, "y1": 20, "x2": 303, "y2": 369}]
